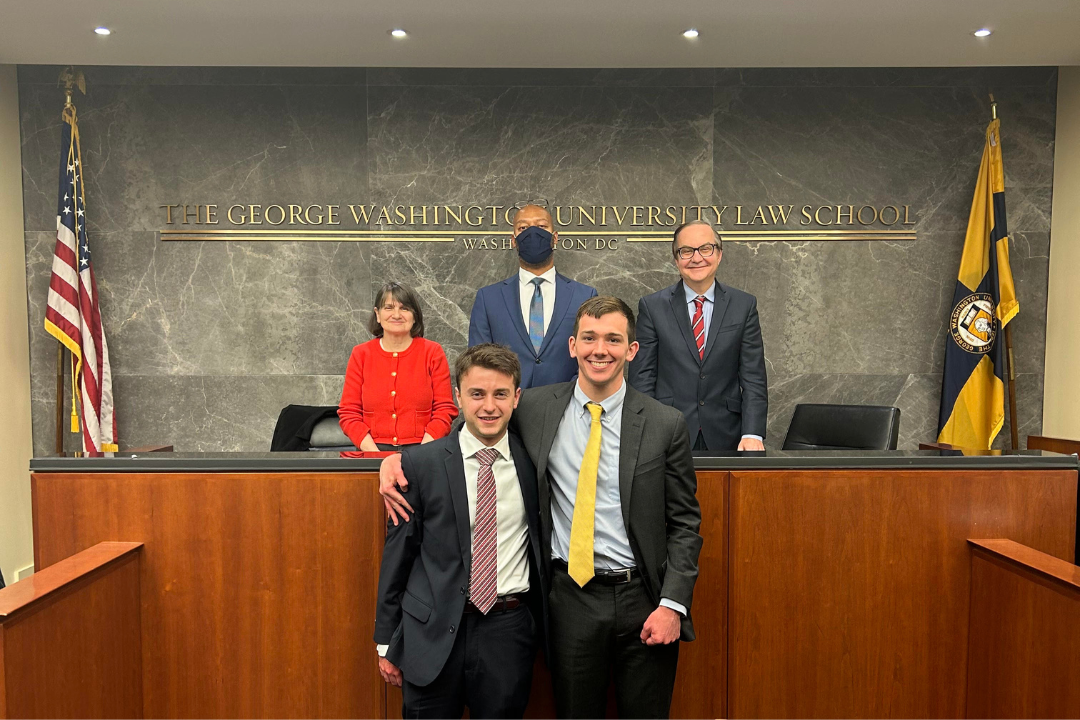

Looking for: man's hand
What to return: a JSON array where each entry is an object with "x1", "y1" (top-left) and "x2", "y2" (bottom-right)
[
  {"x1": 379, "y1": 453, "x2": 413, "y2": 526},
  {"x1": 378, "y1": 657, "x2": 403, "y2": 687},
  {"x1": 640, "y1": 606, "x2": 681, "y2": 646},
  {"x1": 738, "y1": 437, "x2": 765, "y2": 451}
]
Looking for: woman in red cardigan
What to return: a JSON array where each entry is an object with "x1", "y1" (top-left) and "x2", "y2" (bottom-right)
[{"x1": 338, "y1": 282, "x2": 458, "y2": 451}]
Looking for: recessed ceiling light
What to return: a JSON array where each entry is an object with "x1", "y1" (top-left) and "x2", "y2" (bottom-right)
[
  {"x1": 390, "y1": 28, "x2": 408, "y2": 38},
  {"x1": 973, "y1": 28, "x2": 992, "y2": 37},
  {"x1": 94, "y1": 26, "x2": 111, "y2": 36},
  {"x1": 683, "y1": 28, "x2": 699, "y2": 39}
]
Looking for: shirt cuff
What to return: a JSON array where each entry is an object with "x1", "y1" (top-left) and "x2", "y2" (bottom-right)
[
  {"x1": 741, "y1": 434, "x2": 763, "y2": 442},
  {"x1": 659, "y1": 598, "x2": 687, "y2": 616},
  {"x1": 376, "y1": 644, "x2": 388, "y2": 658}
]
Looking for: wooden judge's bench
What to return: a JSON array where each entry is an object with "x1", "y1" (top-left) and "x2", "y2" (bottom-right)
[{"x1": 3, "y1": 449, "x2": 1078, "y2": 719}]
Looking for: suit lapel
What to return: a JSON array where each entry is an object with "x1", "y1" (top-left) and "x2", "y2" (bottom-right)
[
  {"x1": 536, "y1": 383, "x2": 575, "y2": 483},
  {"x1": 667, "y1": 281, "x2": 701, "y2": 365},
  {"x1": 537, "y1": 273, "x2": 572, "y2": 356},
  {"x1": 508, "y1": 434, "x2": 542, "y2": 561},
  {"x1": 618, "y1": 387, "x2": 646, "y2": 533},
  {"x1": 500, "y1": 276, "x2": 534, "y2": 354},
  {"x1": 701, "y1": 280, "x2": 731, "y2": 364},
  {"x1": 443, "y1": 436, "x2": 473, "y2": 573}
]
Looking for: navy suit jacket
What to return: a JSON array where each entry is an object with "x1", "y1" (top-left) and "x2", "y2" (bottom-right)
[
  {"x1": 629, "y1": 279, "x2": 768, "y2": 451},
  {"x1": 373, "y1": 428, "x2": 548, "y2": 687},
  {"x1": 469, "y1": 272, "x2": 597, "y2": 389}
]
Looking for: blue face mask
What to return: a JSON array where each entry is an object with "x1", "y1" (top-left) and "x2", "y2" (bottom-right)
[{"x1": 515, "y1": 226, "x2": 554, "y2": 265}]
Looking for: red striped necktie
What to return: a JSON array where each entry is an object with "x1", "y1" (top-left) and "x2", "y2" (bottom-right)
[
  {"x1": 470, "y1": 447, "x2": 500, "y2": 614},
  {"x1": 691, "y1": 296, "x2": 706, "y2": 360}
]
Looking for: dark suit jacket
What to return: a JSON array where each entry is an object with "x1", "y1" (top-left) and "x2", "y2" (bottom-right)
[
  {"x1": 629, "y1": 279, "x2": 768, "y2": 451},
  {"x1": 373, "y1": 427, "x2": 548, "y2": 687},
  {"x1": 510, "y1": 382, "x2": 702, "y2": 641},
  {"x1": 469, "y1": 272, "x2": 597, "y2": 388}
]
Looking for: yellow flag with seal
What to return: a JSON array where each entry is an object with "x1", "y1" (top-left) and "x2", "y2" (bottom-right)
[{"x1": 936, "y1": 118, "x2": 1019, "y2": 448}]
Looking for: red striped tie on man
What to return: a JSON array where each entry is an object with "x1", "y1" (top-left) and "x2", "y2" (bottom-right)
[
  {"x1": 43, "y1": 103, "x2": 118, "y2": 453},
  {"x1": 691, "y1": 295, "x2": 706, "y2": 359}
]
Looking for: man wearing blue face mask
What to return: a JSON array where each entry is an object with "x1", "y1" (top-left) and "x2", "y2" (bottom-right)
[{"x1": 469, "y1": 204, "x2": 598, "y2": 389}]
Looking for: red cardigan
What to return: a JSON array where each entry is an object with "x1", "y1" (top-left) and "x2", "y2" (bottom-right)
[{"x1": 338, "y1": 337, "x2": 458, "y2": 447}]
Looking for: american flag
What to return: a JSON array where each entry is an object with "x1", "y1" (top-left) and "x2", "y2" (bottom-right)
[{"x1": 43, "y1": 105, "x2": 117, "y2": 453}]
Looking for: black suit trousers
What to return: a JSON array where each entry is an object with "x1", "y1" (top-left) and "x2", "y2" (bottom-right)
[
  {"x1": 549, "y1": 567, "x2": 679, "y2": 719},
  {"x1": 402, "y1": 604, "x2": 536, "y2": 719}
]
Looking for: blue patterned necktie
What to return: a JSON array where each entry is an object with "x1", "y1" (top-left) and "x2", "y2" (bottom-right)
[{"x1": 529, "y1": 277, "x2": 545, "y2": 353}]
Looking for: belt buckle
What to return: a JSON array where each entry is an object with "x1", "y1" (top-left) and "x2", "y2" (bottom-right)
[{"x1": 619, "y1": 569, "x2": 631, "y2": 584}]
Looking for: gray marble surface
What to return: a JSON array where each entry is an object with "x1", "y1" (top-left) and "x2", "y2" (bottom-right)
[{"x1": 19, "y1": 66, "x2": 1056, "y2": 454}]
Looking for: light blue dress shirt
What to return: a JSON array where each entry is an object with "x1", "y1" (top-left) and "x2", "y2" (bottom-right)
[{"x1": 548, "y1": 381, "x2": 686, "y2": 616}]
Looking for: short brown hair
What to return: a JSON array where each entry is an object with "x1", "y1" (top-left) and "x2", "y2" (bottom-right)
[
  {"x1": 454, "y1": 343, "x2": 521, "y2": 389},
  {"x1": 572, "y1": 296, "x2": 636, "y2": 344},
  {"x1": 672, "y1": 220, "x2": 723, "y2": 255},
  {"x1": 368, "y1": 282, "x2": 425, "y2": 338}
]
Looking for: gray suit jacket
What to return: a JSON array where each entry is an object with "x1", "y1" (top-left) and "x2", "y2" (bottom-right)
[
  {"x1": 511, "y1": 381, "x2": 703, "y2": 641},
  {"x1": 629, "y1": 279, "x2": 768, "y2": 450}
]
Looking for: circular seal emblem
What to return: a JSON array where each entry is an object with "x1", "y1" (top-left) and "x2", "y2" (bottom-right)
[{"x1": 950, "y1": 293, "x2": 997, "y2": 353}]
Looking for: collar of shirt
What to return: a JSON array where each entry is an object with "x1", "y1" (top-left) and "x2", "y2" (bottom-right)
[
  {"x1": 572, "y1": 380, "x2": 626, "y2": 422},
  {"x1": 458, "y1": 426, "x2": 512, "y2": 462},
  {"x1": 519, "y1": 266, "x2": 557, "y2": 288},
  {"x1": 683, "y1": 280, "x2": 716, "y2": 306}
]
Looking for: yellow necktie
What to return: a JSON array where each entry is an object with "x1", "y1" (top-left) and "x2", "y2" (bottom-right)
[{"x1": 568, "y1": 402, "x2": 603, "y2": 587}]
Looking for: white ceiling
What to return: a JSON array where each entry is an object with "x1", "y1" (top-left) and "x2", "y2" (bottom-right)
[{"x1": 1, "y1": 0, "x2": 1079, "y2": 68}]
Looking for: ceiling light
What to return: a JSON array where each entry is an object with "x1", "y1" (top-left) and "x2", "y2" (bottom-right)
[
  {"x1": 94, "y1": 26, "x2": 111, "y2": 35},
  {"x1": 973, "y1": 28, "x2": 992, "y2": 37},
  {"x1": 390, "y1": 28, "x2": 408, "y2": 38},
  {"x1": 683, "y1": 28, "x2": 699, "y2": 39}
]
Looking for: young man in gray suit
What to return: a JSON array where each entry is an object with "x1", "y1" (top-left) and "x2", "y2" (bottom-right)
[
  {"x1": 629, "y1": 220, "x2": 769, "y2": 451},
  {"x1": 382, "y1": 297, "x2": 702, "y2": 719},
  {"x1": 374, "y1": 344, "x2": 547, "y2": 719}
]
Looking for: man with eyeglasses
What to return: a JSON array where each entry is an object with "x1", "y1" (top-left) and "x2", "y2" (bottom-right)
[{"x1": 629, "y1": 220, "x2": 768, "y2": 451}]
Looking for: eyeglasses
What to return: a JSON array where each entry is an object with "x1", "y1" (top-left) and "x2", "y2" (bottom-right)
[{"x1": 675, "y1": 243, "x2": 719, "y2": 260}]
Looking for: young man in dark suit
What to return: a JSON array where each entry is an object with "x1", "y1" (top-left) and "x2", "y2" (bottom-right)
[
  {"x1": 382, "y1": 297, "x2": 702, "y2": 718},
  {"x1": 469, "y1": 204, "x2": 597, "y2": 389},
  {"x1": 629, "y1": 220, "x2": 769, "y2": 451},
  {"x1": 374, "y1": 344, "x2": 547, "y2": 719}
]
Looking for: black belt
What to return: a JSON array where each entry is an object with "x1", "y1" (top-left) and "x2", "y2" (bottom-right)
[
  {"x1": 552, "y1": 558, "x2": 640, "y2": 585},
  {"x1": 463, "y1": 593, "x2": 525, "y2": 613}
]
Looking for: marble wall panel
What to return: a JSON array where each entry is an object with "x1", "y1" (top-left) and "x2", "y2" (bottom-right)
[{"x1": 19, "y1": 66, "x2": 1055, "y2": 452}]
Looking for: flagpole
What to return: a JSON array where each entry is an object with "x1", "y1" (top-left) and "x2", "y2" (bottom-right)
[
  {"x1": 53, "y1": 70, "x2": 78, "y2": 455},
  {"x1": 990, "y1": 94, "x2": 1021, "y2": 451}
]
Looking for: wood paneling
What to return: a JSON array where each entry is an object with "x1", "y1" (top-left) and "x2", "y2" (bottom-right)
[
  {"x1": 32, "y1": 472, "x2": 386, "y2": 719},
  {"x1": 669, "y1": 470, "x2": 727, "y2": 720},
  {"x1": 1027, "y1": 435, "x2": 1080, "y2": 455},
  {"x1": 727, "y1": 469, "x2": 1077, "y2": 719},
  {"x1": 966, "y1": 539, "x2": 1080, "y2": 719},
  {"x1": 0, "y1": 542, "x2": 143, "y2": 719},
  {"x1": 32, "y1": 467, "x2": 1078, "y2": 719}
]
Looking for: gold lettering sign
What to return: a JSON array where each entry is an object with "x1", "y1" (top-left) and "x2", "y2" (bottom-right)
[{"x1": 159, "y1": 201, "x2": 919, "y2": 247}]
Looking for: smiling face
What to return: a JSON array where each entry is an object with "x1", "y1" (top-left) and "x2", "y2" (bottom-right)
[
  {"x1": 375, "y1": 298, "x2": 415, "y2": 337},
  {"x1": 673, "y1": 222, "x2": 721, "y2": 288},
  {"x1": 569, "y1": 311, "x2": 639, "y2": 398},
  {"x1": 455, "y1": 366, "x2": 521, "y2": 446}
]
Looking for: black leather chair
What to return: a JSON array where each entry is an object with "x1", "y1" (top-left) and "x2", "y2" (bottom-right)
[
  {"x1": 270, "y1": 405, "x2": 356, "y2": 451},
  {"x1": 307, "y1": 416, "x2": 354, "y2": 451},
  {"x1": 782, "y1": 403, "x2": 901, "y2": 450}
]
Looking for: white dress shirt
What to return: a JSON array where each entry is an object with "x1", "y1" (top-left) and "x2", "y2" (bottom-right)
[
  {"x1": 459, "y1": 428, "x2": 531, "y2": 597},
  {"x1": 518, "y1": 266, "x2": 557, "y2": 336}
]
